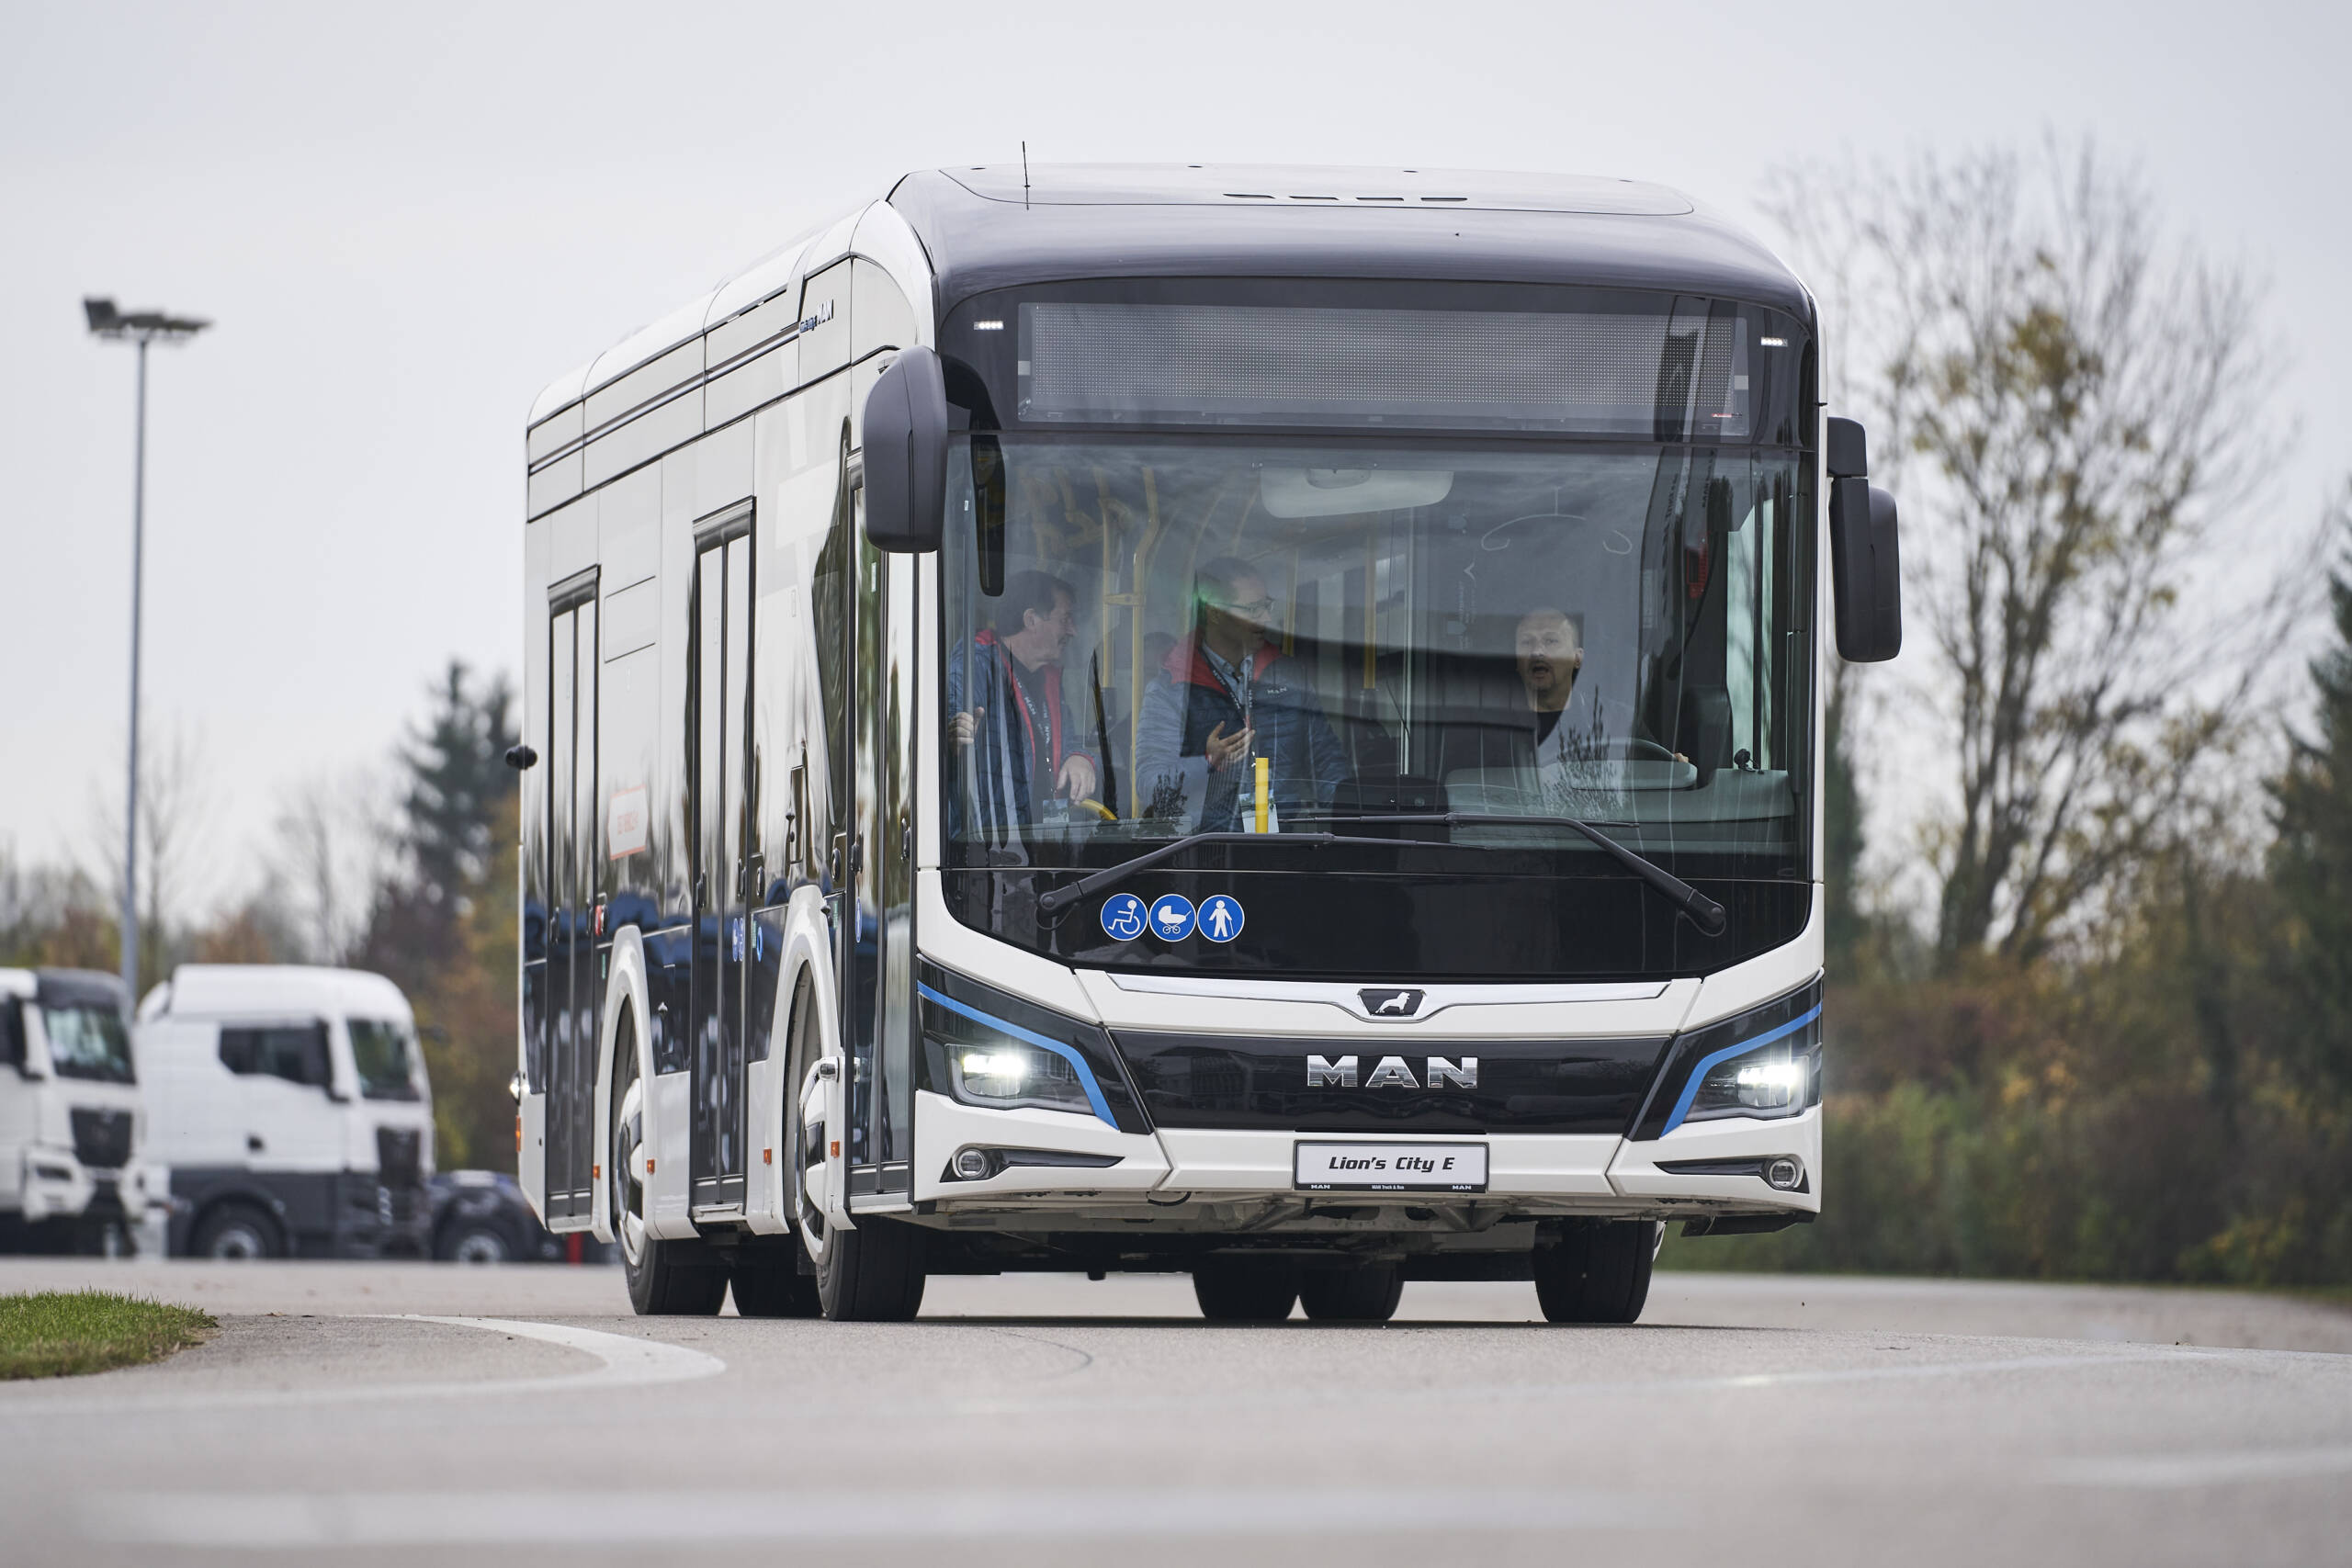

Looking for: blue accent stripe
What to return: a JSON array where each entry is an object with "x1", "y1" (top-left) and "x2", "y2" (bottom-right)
[
  {"x1": 1661, "y1": 1003, "x2": 1824, "y2": 1135},
  {"x1": 916, "y1": 982, "x2": 1116, "y2": 1128}
]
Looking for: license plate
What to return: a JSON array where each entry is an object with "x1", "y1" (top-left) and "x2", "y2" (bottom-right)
[{"x1": 1294, "y1": 1142, "x2": 1487, "y2": 1192}]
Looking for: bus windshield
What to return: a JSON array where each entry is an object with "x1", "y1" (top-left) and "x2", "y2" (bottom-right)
[{"x1": 941, "y1": 436, "x2": 1810, "y2": 919}]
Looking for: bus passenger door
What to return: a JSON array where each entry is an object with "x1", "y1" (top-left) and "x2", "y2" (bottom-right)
[
  {"x1": 689, "y1": 504, "x2": 754, "y2": 1214},
  {"x1": 544, "y1": 567, "x2": 599, "y2": 1225},
  {"x1": 842, "y1": 484, "x2": 917, "y2": 1207}
]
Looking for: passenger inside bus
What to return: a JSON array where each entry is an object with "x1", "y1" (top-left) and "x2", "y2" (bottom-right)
[
  {"x1": 947, "y1": 570, "x2": 1100, "y2": 832},
  {"x1": 1133, "y1": 556, "x2": 1351, "y2": 831}
]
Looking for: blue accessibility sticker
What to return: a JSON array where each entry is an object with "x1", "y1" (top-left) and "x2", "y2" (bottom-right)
[
  {"x1": 1197, "y1": 893, "x2": 1246, "y2": 943},
  {"x1": 1147, "y1": 893, "x2": 1197, "y2": 942},
  {"x1": 1101, "y1": 892, "x2": 1148, "y2": 942}
]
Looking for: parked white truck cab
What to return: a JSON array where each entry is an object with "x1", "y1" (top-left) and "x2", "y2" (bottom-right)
[
  {"x1": 138, "y1": 965, "x2": 436, "y2": 1258},
  {"x1": 0, "y1": 968, "x2": 163, "y2": 1253}
]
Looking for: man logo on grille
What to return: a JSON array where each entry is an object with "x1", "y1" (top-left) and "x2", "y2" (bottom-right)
[{"x1": 1358, "y1": 987, "x2": 1425, "y2": 1018}]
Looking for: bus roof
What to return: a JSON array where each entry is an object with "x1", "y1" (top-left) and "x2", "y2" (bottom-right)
[
  {"x1": 528, "y1": 164, "x2": 1811, "y2": 436},
  {"x1": 893, "y1": 164, "x2": 1806, "y2": 317}
]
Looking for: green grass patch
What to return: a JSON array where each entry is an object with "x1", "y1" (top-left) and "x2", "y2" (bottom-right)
[{"x1": 0, "y1": 1292, "x2": 214, "y2": 1380}]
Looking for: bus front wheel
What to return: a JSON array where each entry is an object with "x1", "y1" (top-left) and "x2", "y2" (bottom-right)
[
  {"x1": 814, "y1": 1215, "x2": 926, "y2": 1322},
  {"x1": 1193, "y1": 1258, "x2": 1301, "y2": 1322},
  {"x1": 1532, "y1": 1220, "x2": 1658, "y2": 1324}
]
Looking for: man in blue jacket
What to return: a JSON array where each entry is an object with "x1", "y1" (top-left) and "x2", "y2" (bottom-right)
[{"x1": 1135, "y1": 557, "x2": 1349, "y2": 831}]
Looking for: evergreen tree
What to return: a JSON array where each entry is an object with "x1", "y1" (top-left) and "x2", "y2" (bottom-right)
[
  {"x1": 2268, "y1": 492, "x2": 2352, "y2": 1096},
  {"x1": 400, "y1": 661, "x2": 517, "y2": 905},
  {"x1": 355, "y1": 660, "x2": 521, "y2": 1168}
]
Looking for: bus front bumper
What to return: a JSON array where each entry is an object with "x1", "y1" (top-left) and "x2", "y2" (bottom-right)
[{"x1": 914, "y1": 1101, "x2": 1820, "y2": 1222}]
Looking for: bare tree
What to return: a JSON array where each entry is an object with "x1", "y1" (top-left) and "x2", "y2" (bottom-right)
[
  {"x1": 262, "y1": 767, "x2": 396, "y2": 964},
  {"x1": 85, "y1": 723, "x2": 220, "y2": 991},
  {"x1": 1767, "y1": 138, "x2": 2299, "y2": 970}
]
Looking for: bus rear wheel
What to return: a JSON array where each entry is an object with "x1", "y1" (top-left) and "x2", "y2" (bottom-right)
[
  {"x1": 1193, "y1": 1258, "x2": 1300, "y2": 1322},
  {"x1": 1299, "y1": 1261, "x2": 1403, "y2": 1323},
  {"x1": 612, "y1": 1010, "x2": 726, "y2": 1316},
  {"x1": 730, "y1": 1240, "x2": 821, "y2": 1317},
  {"x1": 1532, "y1": 1220, "x2": 1658, "y2": 1324}
]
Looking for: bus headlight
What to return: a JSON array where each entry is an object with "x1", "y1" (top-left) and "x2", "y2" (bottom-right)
[
  {"x1": 947, "y1": 1039, "x2": 1091, "y2": 1114},
  {"x1": 1690, "y1": 1048, "x2": 1810, "y2": 1118},
  {"x1": 917, "y1": 969, "x2": 1134, "y2": 1128},
  {"x1": 1639, "y1": 977, "x2": 1824, "y2": 1137}
]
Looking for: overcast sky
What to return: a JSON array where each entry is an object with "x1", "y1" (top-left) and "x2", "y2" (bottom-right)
[{"x1": 3, "y1": 0, "x2": 2346, "y2": 908}]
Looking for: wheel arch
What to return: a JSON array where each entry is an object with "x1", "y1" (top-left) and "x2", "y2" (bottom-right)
[{"x1": 592, "y1": 927, "x2": 652, "y2": 1246}]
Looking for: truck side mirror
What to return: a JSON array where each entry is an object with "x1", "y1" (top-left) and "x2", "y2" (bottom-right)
[
  {"x1": 1826, "y1": 417, "x2": 1903, "y2": 662},
  {"x1": 863, "y1": 344, "x2": 949, "y2": 553}
]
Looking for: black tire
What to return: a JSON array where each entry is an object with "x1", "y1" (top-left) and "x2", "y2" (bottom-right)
[
  {"x1": 1299, "y1": 1261, "x2": 1404, "y2": 1323},
  {"x1": 1532, "y1": 1220, "x2": 1658, "y2": 1324},
  {"x1": 817, "y1": 1215, "x2": 927, "y2": 1322},
  {"x1": 191, "y1": 1202, "x2": 282, "y2": 1260},
  {"x1": 611, "y1": 1007, "x2": 727, "y2": 1316},
  {"x1": 435, "y1": 1223, "x2": 514, "y2": 1264},
  {"x1": 1193, "y1": 1258, "x2": 1301, "y2": 1322},
  {"x1": 729, "y1": 1242, "x2": 822, "y2": 1317}
]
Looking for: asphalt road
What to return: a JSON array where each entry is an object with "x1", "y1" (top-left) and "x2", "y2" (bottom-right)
[{"x1": 2, "y1": 1259, "x2": 2347, "y2": 1567}]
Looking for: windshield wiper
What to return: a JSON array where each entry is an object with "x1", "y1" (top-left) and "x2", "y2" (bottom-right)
[
  {"x1": 1031, "y1": 816, "x2": 1727, "y2": 936},
  {"x1": 1287, "y1": 812, "x2": 1729, "y2": 935},
  {"x1": 1032, "y1": 829, "x2": 1411, "y2": 920}
]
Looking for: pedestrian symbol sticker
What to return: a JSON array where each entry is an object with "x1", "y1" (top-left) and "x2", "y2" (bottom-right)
[
  {"x1": 1148, "y1": 894, "x2": 1196, "y2": 941},
  {"x1": 1101, "y1": 893, "x2": 1148, "y2": 942},
  {"x1": 1198, "y1": 894, "x2": 1245, "y2": 943}
]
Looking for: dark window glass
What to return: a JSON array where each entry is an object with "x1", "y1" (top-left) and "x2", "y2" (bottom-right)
[
  {"x1": 0, "y1": 998, "x2": 24, "y2": 1068},
  {"x1": 347, "y1": 1019, "x2": 421, "y2": 1101},
  {"x1": 219, "y1": 1023, "x2": 334, "y2": 1090}
]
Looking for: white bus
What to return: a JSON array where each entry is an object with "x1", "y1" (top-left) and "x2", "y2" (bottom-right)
[{"x1": 513, "y1": 164, "x2": 1901, "y2": 1322}]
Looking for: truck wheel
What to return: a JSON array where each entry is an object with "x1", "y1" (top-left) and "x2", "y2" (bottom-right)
[
  {"x1": 816, "y1": 1215, "x2": 927, "y2": 1322},
  {"x1": 1193, "y1": 1259, "x2": 1300, "y2": 1322},
  {"x1": 1299, "y1": 1261, "x2": 1404, "y2": 1323},
  {"x1": 1532, "y1": 1220, "x2": 1657, "y2": 1324},
  {"x1": 192, "y1": 1202, "x2": 282, "y2": 1260},
  {"x1": 438, "y1": 1224, "x2": 513, "y2": 1264},
  {"x1": 729, "y1": 1242, "x2": 822, "y2": 1317},
  {"x1": 611, "y1": 1008, "x2": 727, "y2": 1315}
]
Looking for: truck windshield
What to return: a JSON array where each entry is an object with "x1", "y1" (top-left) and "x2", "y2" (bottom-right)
[
  {"x1": 43, "y1": 1003, "x2": 134, "y2": 1084},
  {"x1": 938, "y1": 435, "x2": 1814, "y2": 977},
  {"x1": 347, "y1": 1019, "x2": 421, "y2": 1101}
]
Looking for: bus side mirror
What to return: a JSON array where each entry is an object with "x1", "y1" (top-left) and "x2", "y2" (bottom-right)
[
  {"x1": 863, "y1": 344, "x2": 949, "y2": 553},
  {"x1": 1826, "y1": 417, "x2": 1902, "y2": 662}
]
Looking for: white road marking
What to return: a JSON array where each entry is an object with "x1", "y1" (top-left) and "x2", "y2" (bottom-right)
[
  {"x1": 2047, "y1": 1446, "x2": 2352, "y2": 1489},
  {"x1": 0, "y1": 1316, "x2": 723, "y2": 1417},
  {"x1": 82, "y1": 1487, "x2": 1655, "y2": 1547}
]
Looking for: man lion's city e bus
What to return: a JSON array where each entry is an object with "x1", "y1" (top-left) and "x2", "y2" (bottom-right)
[{"x1": 513, "y1": 164, "x2": 1902, "y2": 1324}]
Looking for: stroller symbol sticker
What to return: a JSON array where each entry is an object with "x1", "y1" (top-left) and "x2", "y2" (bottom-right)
[
  {"x1": 1198, "y1": 894, "x2": 1245, "y2": 943},
  {"x1": 1147, "y1": 894, "x2": 1196, "y2": 941},
  {"x1": 1101, "y1": 893, "x2": 1148, "y2": 942}
]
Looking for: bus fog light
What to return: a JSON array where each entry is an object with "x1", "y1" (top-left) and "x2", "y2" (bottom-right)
[
  {"x1": 1764, "y1": 1156, "x2": 1804, "y2": 1190},
  {"x1": 952, "y1": 1148, "x2": 992, "y2": 1180}
]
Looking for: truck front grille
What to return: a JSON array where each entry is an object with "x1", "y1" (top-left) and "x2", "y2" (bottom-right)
[{"x1": 70, "y1": 1107, "x2": 133, "y2": 1169}]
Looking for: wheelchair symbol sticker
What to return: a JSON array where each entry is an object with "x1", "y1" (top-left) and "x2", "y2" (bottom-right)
[
  {"x1": 1101, "y1": 893, "x2": 1148, "y2": 942},
  {"x1": 1148, "y1": 894, "x2": 1196, "y2": 941},
  {"x1": 1198, "y1": 894, "x2": 1245, "y2": 943}
]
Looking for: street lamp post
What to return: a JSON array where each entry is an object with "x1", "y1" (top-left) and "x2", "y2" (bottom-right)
[{"x1": 85, "y1": 298, "x2": 209, "y2": 1006}]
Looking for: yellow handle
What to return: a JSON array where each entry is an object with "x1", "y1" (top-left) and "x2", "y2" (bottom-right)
[
  {"x1": 1253, "y1": 757, "x2": 1271, "y2": 834},
  {"x1": 1074, "y1": 796, "x2": 1117, "y2": 822}
]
